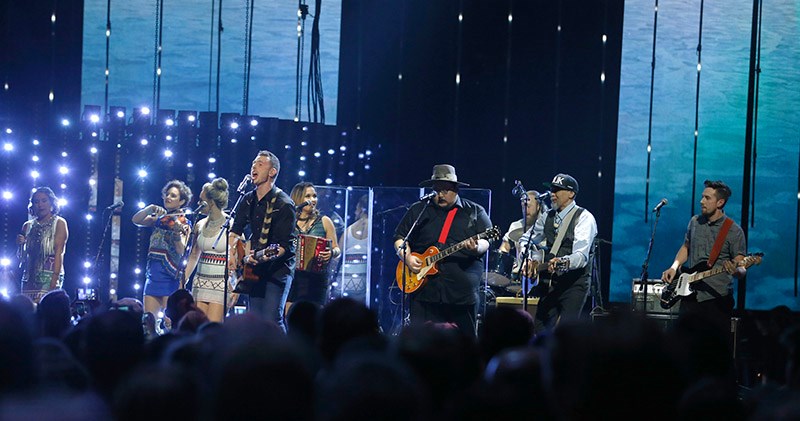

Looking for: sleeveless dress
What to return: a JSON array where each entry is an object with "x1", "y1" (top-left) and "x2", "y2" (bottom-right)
[
  {"x1": 144, "y1": 215, "x2": 189, "y2": 297},
  {"x1": 289, "y1": 215, "x2": 329, "y2": 305},
  {"x1": 191, "y1": 218, "x2": 234, "y2": 305},
  {"x1": 22, "y1": 216, "x2": 65, "y2": 303}
]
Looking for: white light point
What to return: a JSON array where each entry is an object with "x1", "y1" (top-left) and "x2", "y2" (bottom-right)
[
  {"x1": 89, "y1": 114, "x2": 100, "y2": 123},
  {"x1": 138, "y1": 169, "x2": 148, "y2": 178},
  {"x1": 57, "y1": 198, "x2": 67, "y2": 207},
  {"x1": 2, "y1": 191, "x2": 12, "y2": 200},
  {"x1": 3, "y1": 143, "x2": 12, "y2": 151},
  {"x1": 0, "y1": 258, "x2": 9, "y2": 267},
  {"x1": 59, "y1": 166, "x2": 68, "y2": 175}
]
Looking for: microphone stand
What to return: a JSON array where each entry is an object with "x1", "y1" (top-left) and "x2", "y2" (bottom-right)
[
  {"x1": 214, "y1": 183, "x2": 249, "y2": 318},
  {"x1": 517, "y1": 195, "x2": 532, "y2": 312},
  {"x1": 176, "y1": 209, "x2": 203, "y2": 289},
  {"x1": 397, "y1": 198, "x2": 431, "y2": 331},
  {"x1": 637, "y1": 207, "x2": 663, "y2": 314},
  {"x1": 90, "y1": 208, "x2": 117, "y2": 302}
]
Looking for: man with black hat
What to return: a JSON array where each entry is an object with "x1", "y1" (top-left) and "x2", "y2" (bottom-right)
[
  {"x1": 394, "y1": 164, "x2": 493, "y2": 337},
  {"x1": 520, "y1": 173, "x2": 597, "y2": 333}
]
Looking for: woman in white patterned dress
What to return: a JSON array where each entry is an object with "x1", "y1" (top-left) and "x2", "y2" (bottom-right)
[{"x1": 184, "y1": 178, "x2": 234, "y2": 322}]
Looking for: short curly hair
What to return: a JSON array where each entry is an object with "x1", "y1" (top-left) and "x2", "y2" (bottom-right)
[{"x1": 162, "y1": 180, "x2": 192, "y2": 207}]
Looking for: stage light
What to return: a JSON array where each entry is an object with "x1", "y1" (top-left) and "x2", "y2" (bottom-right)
[
  {"x1": 110, "y1": 106, "x2": 126, "y2": 119},
  {"x1": 300, "y1": 156, "x2": 306, "y2": 161},
  {"x1": 110, "y1": 273, "x2": 117, "y2": 279},
  {"x1": 32, "y1": 139, "x2": 39, "y2": 145},
  {"x1": 138, "y1": 169, "x2": 148, "y2": 178},
  {"x1": 157, "y1": 311, "x2": 164, "y2": 319},
  {"x1": 4, "y1": 128, "x2": 11, "y2": 134},
  {"x1": 165, "y1": 135, "x2": 173, "y2": 141},
  {"x1": 301, "y1": 141, "x2": 307, "y2": 146},
  {"x1": 0, "y1": 258, "x2": 9, "y2": 267},
  {"x1": 134, "y1": 267, "x2": 141, "y2": 275},
  {"x1": 89, "y1": 178, "x2": 96, "y2": 186},
  {"x1": 208, "y1": 172, "x2": 216, "y2": 179},
  {"x1": 84, "y1": 261, "x2": 92, "y2": 268},
  {"x1": 348, "y1": 171, "x2": 354, "y2": 177},
  {"x1": 134, "y1": 284, "x2": 141, "y2": 290},
  {"x1": 58, "y1": 198, "x2": 67, "y2": 207},
  {"x1": 250, "y1": 119, "x2": 258, "y2": 126},
  {"x1": 61, "y1": 151, "x2": 68, "y2": 157},
  {"x1": 186, "y1": 162, "x2": 193, "y2": 168},
  {"x1": 165, "y1": 119, "x2": 174, "y2": 126},
  {"x1": 0, "y1": 288, "x2": 7, "y2": 299},
  {"x1": 109, "y1": 288, "x2": 116, "y2": 295},
  {"x1": 90, "y1": 147, "x2": 98, "y2": 154},
  {"x1": 86, "y1": 214, "x2": 93, "y2": 221},
  {"x1": 365, "y1": 164, "x2": 371, "y2": 170},
  {"x1": 117, "y1": 110, "x2": 125, "y2": 118},
  {"x1": 314, "y1": 152, "x2": 321, "y2": 158},
  {"x1": 327, "y1": 149, "x2": 335, "y2": 155},
  {"x1": 164, "y1": 149, "x2": 173, "y2": 158},
  {"x1": 325, "y1": 178, "x2": 333, "y2": 185},
  {"x1": 140, "y1": 138, "x2": 148, "y2": 146},
  {"x1": 340, "y1": 145, "x2": 347, "y2": 151},
  {"x1": 358, "y1": 153, "x2": 365, "y2": 159},
  {"x1": 59, "y1": 166, "x2": 69, "y2": 175},
  {"x1": 137, "y1": 201, "x2": 145, "y2": 209},
  {"x1": 230, "y1": 138, "x2": 237, "y2": 143},
  {"x1": 3, "y1": 143, "x2": 13, "y2": 151},
  {"x1": 302, "y1": 126, "x2": 308, "y2": 132},
  {"x1": 83, "y1": 277, "x2": 91, "y2": 285},
  {"x1": 230, "y1": 122, "x2": 239, "y2": 130},
  {"x1": 49, "y1": 92, "x2": 54, "y2": 102},
  {"x1": 30, "y1": 170, "x2": 40, "y2": 179},
  {"x1": 89, "y1": 114, "x2": 100, "y2": 123},
  {"x1": 187, "y1": 115, "x2": 196, "y2": 122},
  {"x1": 61, "y1": 119, "x2": 70, "y2": 127},
  {"x1": 208, "y1": 157, "x2": 216, "y2": 163},
  {"x1": 2, "y1": 191, "x2": 12, "y2": 199},
  {"x1": 298, "y1": 170, "x2": 306, "y2": 177},
  {"x1": 61, "y1": 183, "x2": 67, "y2": 189},
  {"x1": 141, "y1": 107, "x2": 150, "y2": 115},
  {"x1": 365, "y1": 150, "x2": 372, "y2": 156},
  {"x1": 91, "y1": 132, "x2": 98, "y2": 137}
]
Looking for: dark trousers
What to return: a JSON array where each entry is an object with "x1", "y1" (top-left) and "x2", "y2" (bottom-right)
[
  {"x1": 250, "y1": 277, "x2": 292, "y2": 332},
  {"x1": 679, "y1": 293, "x2": 734, "y2": 334},
  {"x1": 533, "y1": 277, "x2": 588, "y2": 334},
  {"x1": 410, "y1": 298, "x2": 477, "y2": 338}
]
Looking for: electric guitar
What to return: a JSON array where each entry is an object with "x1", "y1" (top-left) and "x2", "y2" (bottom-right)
[
  {"x1": 660, "y1": 253, "x2": 763, "y2": 309},
  {"x1": 395, "y1": 226, "x2": 501, "y2": 293}
]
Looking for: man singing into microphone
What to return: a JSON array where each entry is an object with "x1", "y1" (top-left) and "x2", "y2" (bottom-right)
[
  {"x1": 394, "y1": 164, "x2": 492, "y2": 338},
  {"x1": 228, "y1": 151, "x2": 296, "y2": 330},
  {"x1": 661, "y1": 179, "x2": 746, "y2": 333}
]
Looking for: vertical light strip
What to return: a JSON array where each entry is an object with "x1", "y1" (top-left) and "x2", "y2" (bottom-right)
[
  {"x1": 104, "y1": 0, "x2": 112, "y2": 116},
  {"x1": 501, "y1": 0, "x2": 513, "y2": 186},
  {"x1": 644, "y1": 0, "x2": 659, "y2": 223},
  {"x1": 453, "y1": 0, "x2": 464, "y2": 159},
  {"x1": 690, "y1": 0, "x2": 705, "y2": 217}
]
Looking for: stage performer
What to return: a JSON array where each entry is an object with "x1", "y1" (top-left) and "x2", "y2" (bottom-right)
[
  {"x1": 394, "y1": 164, "x2": 492, "y2": 338},
  {"x1": 286, "y1": 182, "x2": 340, "y2": 311},
  {"x1": 132, "y1": 180, "x2": 193, "y2": 316},
  {"x1": 660, "y1": 179, "x2": 746, "y2": 332},
  {"x1": 17, "y1": 187, "x2": 69, "y2": 304},
  {"x1": 499, "y1": 190, "x2": 548, "y2": 276},
  {"x1": 184, "y1": 177, "x2": 235, "y2": 323},
  {"x1": 228, "y1": 150, "x2": 296, "y2": 331}
]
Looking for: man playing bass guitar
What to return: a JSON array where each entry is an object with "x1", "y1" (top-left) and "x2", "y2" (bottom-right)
[
  {"x1": 394, "y1": 164, "x2": 492, "y2": 338},
  {"x1": 661, "y1": 180, "x2": 747, "y2": 333}
]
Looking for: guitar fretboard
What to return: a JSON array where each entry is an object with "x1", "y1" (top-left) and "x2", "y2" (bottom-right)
[
  {"x1": 427, "y1": 233, "x2": 489, "y2": 265},
  {"x1": 688, "y1": 256, "x2": 759, "y2": 283}
]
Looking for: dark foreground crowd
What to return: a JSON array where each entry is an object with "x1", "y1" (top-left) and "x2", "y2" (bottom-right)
[{"x1": 1, "y1": 289, "x2": 799, "y2": 421}]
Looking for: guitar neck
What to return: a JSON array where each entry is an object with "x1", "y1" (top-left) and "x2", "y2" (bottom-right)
[
  {"x1": 430, "y1": 234, "x2": 482, "y2": 264},
  {"x1": 689, "y1": 256, "x2": 757, "y2": 283}
]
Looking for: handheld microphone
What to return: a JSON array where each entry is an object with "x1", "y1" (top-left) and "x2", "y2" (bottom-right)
[
  {"x1": 237, "y1": 174, "x2": 252, "y2": 193},
  {"x1": 419, "y1": 191, "x2": 437, "y2": 201},
  {"x1": 193, "y1": 201, "x2": 208, "y2": 214},
  {"x1": 652, "y1": 198, "x2": 668, "y2": 212},
  {"x1": 297, "y1": 200, "x2": 313, "y2": 210},
  {"x1": 106, "y1": 201, "x2": 124, "y2": 210}
]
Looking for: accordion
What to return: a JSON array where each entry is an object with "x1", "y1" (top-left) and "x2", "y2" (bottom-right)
[{"x1": 297, "y1": 234, "x2": 332, "y2": 274}]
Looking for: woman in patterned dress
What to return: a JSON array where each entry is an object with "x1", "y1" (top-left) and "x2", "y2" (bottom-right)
[
  {"x1": 17, "y1": 187, "x2": 69, "y2": 304},
  {"x1": 132, "y1": 180, "x2": 192, "y2": 316},
  {"x1": 184, "y1": 178, "x2": 235, "y2": 323}
]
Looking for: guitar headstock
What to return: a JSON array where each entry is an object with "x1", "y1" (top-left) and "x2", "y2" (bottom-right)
[{"x1": 743, "y1": 252, "x2": 764, "y2": 268}]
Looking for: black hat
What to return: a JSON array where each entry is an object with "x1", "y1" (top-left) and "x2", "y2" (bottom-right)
[
  {"x1": 419, "y1": 164, "x2": 470, "y2": 187},
  {"x1": 547, "y1": 173, "x2": 579, "y2": 193}
]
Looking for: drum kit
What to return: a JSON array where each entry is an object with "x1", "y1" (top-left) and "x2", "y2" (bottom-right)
[{"x1": 486, "y1": 244, "x2": 545, "y2": 297}]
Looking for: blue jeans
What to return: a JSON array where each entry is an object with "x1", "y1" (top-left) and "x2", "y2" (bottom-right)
[{"x1": 249, "y1": 277, "x2": 292, "y2": 332}]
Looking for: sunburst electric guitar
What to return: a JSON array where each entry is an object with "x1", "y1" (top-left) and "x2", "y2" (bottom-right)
[
  {"x1": 395, "y1": 226, "x2": 501, "y2": 293},
  {"x1": 660, "y1": 253, "x2": 763, "y2": 309}
]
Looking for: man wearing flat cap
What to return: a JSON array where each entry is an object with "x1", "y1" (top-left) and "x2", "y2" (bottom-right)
[
  {"x1": 519, "y1": 173, "x2": 597, "y2": 333},
  {"x1": 394, "y1": 164, "x2": 493, "y2": 337}
]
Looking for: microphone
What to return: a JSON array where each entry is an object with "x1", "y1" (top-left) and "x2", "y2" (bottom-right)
[
  {"x1": 237, "y1": 174, "x2": 252, "y2": 193},
  {"x1": 511, "y1": 180, "x2": 526, "y2": 199},
  {"x1": 297, "y1": 200, "x2": 313, "y2": 210},
  {"x1": 652, "y1": 198, "x2": 668, "y2": 212},
  {"x1": 193, "y1": 201, "x2": 208, "y2": 214},
  {"x1": 106, "y1": 201, "x2": 124, "y2": 210},
  {"x1": 419, "y1": 191, "x2": 437, "y2": 201}
]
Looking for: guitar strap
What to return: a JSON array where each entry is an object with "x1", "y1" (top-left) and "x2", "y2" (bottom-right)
[
  {"x1": 255, "y1": 187, "x2": 282, "y2": 247},
  {"x1": 706, "y1": 217, "x2": 733, "y2": 268},
  {"x1": 437, "y1": 207, "x2": 459, "y2": 246},
  {"x1": 549, "y1": 206, "x2": 581, "y2": 258}
]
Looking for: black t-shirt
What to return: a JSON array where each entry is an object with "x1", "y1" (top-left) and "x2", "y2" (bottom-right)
[
  {"x1": 231, "y1": 186, "x2": 296, "y2": 297},
  {"x1": 394, "y1": 196, "x2": 492, "y2": 305}
]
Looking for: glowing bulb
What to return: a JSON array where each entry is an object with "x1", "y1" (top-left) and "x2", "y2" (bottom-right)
[
  {"x1": 134, "y1": 283, "x2": 141, "y2": 290},
  {"x1": 230, "y1": 122, "x2": 239, "y2": 129},
  {"x1": 134, "y1": 267, "x2": 142, "y2": 275},
  {"x1": 327, "y1": 149, "x2": 335, "y2": 155},
  {"x1": 208, "y1": 172, "x2": 216, "y2": 179},
  {"x1": 61, "y1": 119, "x2": 70, "y2": 127},
  {"x1": 57, "y1": 198, "x2": 67, "y2": 207},
  {"x1": 109, "y1": 288, "x2": 116, "y2": 295},
  {"x1": 208, "y1": 157, "x2": 216, "y2": 163},
  {"x1": 3, "y1": 143, "x2": 13, "y2": 151},
  {"x1": 33, "y1": 139, "x2": 40, "y2": 145},
  {"x1": 140, "y1": 138, "x2": 148, "y2": 146},
  {"x1": 250, "y1": 119, "x2": 258, "y2": 126},
  {"x1": 186, "y1": 162, "x2": 194, "y2": 168},
  {"x1": 298, "y1": 170, "x2": 306, "y2": 177},
  {"x1": 85, "y1": 214, "x2": 93, "y2": 221},
  {"x1": 164, "y1": 149, "x2": 173, "y2": 158},
  {"x1": 325, "y1": 178, "x2": 333, "y2": 185},
  {"x1": 0, "y1": 258, "x2": 9, "y2": 267},
  {"x1": 89, "y1": 114, "x2": 100, "y2": 123},
  {"x1": 90, "y1": 147, "x2": 98, "y2": 154},
  {"x1": 61, "y1": 151, "x2": 68, "y2": 157},
  {"x1": 141, "y1": 107, "x2": 150, "y2": 115},
  {"x1": 137, "y1": 201, "x2": 145, "y2": 209},
  {"x1": 59, "y1": 166, "x2": 69, "y2": 174},
  {"x1": 116, "y1": 110, "x2": 125, "y2": 118},
  {"x1": 84, "y1": 261, "x2": 92, "y2": 268},
  {"x1": 89, "y1": 178, "x2": 96, "y2": 186},
  {"x1": 187, "y1": 114, "x2": 196, "y2": 122},
  {"x1": 2, "y1": 191, "x2": 12, "y2": 199},
  {"x1": 165, "y1": 118, "x2": 174, "y2": 126},
  {"x1": 30, "y1": 170, "x2": 40, "y2": 179},
  {"x1": 138, "y1": 169, "x2": 148, "y2": 178}
]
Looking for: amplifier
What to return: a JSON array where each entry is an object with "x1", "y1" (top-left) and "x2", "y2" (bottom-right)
[
  {"x1": 495, "y1": 297, "x2": 539, "y2": 319},
  {"x1": 630, "y1": 278, "x2": 680, "y2": 314}
]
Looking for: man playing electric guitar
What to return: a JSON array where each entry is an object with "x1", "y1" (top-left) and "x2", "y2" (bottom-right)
[
  {"x1": 661, "y1": 180, "x2": 747, "y2": 333},
  {"x1": 394, "y1": 164, "x2": 492, "y2": 338},
  {"x1": 519, "y1": 173, "x2": 597, "y2": 334}
]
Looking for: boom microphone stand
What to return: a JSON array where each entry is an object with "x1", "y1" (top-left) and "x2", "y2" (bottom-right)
[
  {"x1": 637, "y1": 205, "x2": 663, "y2": 314},
  {"x1": 397, "y1": 196, "x2": 433, "y2": 331},
  {"x1": 214, "y1": 174, "x2": 251, "y2": 317},
  {"x1": 512, "y1": 181, "x2": 533, "y2": 312}
]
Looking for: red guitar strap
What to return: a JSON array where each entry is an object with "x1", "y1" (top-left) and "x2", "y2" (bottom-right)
[
  {"x1": 437, "y1": 207, "x2": 459, "y2": 245},
  {"x1": 707, "y1": 217, "x2": 733, "y2": 268}
]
